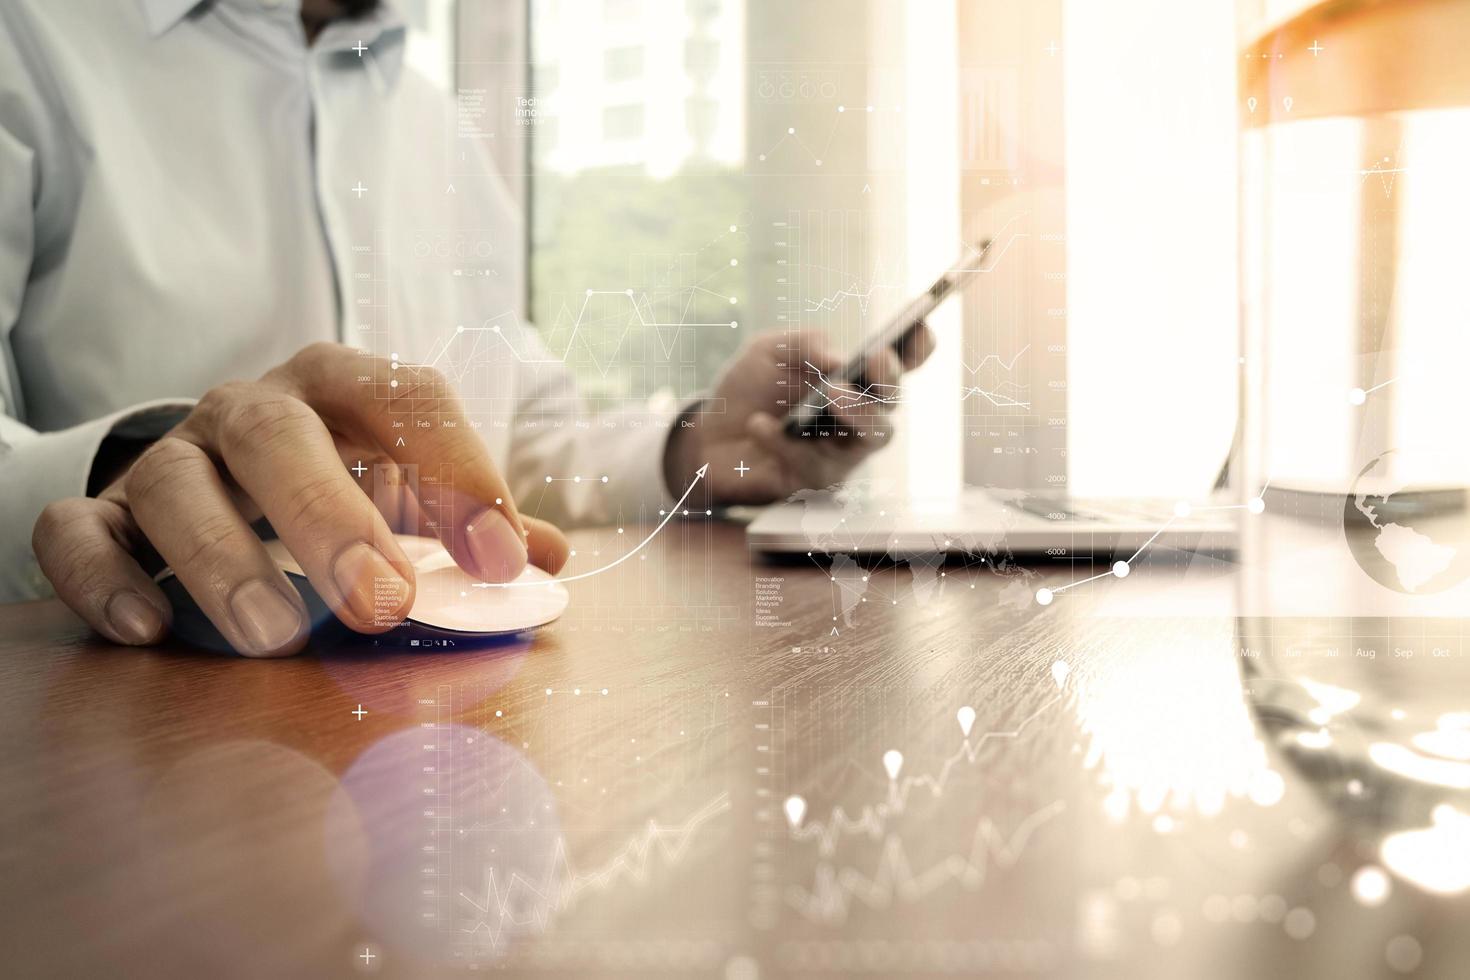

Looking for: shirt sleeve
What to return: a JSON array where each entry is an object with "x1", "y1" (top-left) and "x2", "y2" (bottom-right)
[
  {"x1": 0, "y1": 403, "x2": 196, "y2": 602},
  {"x1": 0, "y1": 80, "x2": 193, "y2": 601},
  {"x1": 501, "y1": 320, "x2": 681, "y2": 529}
]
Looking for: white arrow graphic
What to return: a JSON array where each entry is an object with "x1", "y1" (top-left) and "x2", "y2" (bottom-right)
[{"x1": 474, "y1": 463, "x2": 710, "y2": 589}]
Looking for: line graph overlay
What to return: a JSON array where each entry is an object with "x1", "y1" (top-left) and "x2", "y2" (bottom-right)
[
  {"x1": 757, "y1": 663, "x2": 1075, "y2": 931},
  {"x1": 382, "y1": 224, "x2": 747, "y2": 413},
  {"x1": 789, "y1": 800, "x2": 1065, "y2": 923},
  {"x1": 458, "y1": 792, "x2": 731, "y2": 947},
  {"x1": 391, "y1": 286, "x2": 735, "y2": 391},
  {"x1": 779, "y1": 209, "x2": 1037, "y2": 430},
  {"x1": 790, "y1": 684, "x2": 1066, "y2": 854},
  {"x1": 1035, "y1": 491, "x2": 1266, "y2": 606},
  {"x1": 422, "y1": 679, "x2": 737, "y2": 967},
  {"x1": 474, "y1": 463, "x2": 708, "y2": 589},
  {"x1": 799, "y1": 358, "x2": 1032, "y2": 413}
]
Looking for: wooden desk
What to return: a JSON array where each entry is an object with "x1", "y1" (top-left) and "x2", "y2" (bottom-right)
[{"x1": 1, "y1": 521, "x2": 1467, "y2": 978}]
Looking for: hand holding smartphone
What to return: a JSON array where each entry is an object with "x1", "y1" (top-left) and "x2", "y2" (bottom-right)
[{"x1": 783, "y1": 239, "x2": 994, "y2": 437}]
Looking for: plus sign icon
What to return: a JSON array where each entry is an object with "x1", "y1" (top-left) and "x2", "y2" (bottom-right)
[{"x1": 354, "y1": 944, "x2": 380, "y2": 973}]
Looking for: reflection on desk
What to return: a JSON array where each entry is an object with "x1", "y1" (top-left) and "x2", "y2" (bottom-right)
[{"x1": 1, "y1": 520, "x2": 1468, "y2": 978}]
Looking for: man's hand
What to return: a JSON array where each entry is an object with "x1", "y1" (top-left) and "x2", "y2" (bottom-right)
[
  {"x1": 32, "y1": 343, "x2": 569, "y2": 657},
  {"x1": 664, "y1": 327, "x2": 935, "y2": 504}
]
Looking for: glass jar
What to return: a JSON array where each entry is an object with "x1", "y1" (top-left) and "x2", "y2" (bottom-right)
[{"x1": 1235, "y1": 0, "x2": 1470, "y2": 897}]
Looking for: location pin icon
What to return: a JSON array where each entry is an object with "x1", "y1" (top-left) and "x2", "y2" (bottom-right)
[
  {"x1": 1051, "y1": 661, "x2": 1071, "y2": 689},
  {"x1": 1247, "y1": 97, "x2": 1257, "y2": 113},
  {"x1": 957, "y1": 705, "x2": 977, "y2": 738},
  {"x1": 783, "y1": 794, "x2": 806, "y2": 830},
  {"x1": 1283, "y1": 96, "x2": 1293, "y2": 112},
  {"x1": 882, "y1": 749, "x2": 904, "y2": 781}
]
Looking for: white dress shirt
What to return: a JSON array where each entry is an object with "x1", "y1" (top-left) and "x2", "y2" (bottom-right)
[{"x1": 0, "y1": 0, "x2": 675, "y2": 601}]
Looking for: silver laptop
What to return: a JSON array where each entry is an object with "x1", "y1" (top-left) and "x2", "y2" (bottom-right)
[{"x1": 745, "y1": 484, "x2": 1239, "y2": 558}]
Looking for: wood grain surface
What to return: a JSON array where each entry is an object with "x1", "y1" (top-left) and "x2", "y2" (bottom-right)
[{"x1": 1, "y1": 521, "x2": 1467, "y2": 979}]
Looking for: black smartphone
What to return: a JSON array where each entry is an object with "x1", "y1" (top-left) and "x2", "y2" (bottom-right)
[{"x1": 783, "y1": 239, "x2": 994, "y2": 437}]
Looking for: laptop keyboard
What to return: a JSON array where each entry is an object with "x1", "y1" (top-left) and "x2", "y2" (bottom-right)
[{"x1": 1013, "y1": 497, "x2": 1181, "y2": 524}]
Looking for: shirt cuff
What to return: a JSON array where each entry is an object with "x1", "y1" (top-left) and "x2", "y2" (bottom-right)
[{"x1": 0, "y1": 399, "x2": 194, "y2": 601}]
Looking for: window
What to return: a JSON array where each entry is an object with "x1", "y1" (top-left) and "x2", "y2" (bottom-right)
[
  {"x1": 532, "y1": 64, "x2": 559, "y2": 96},
  {"x1": 528, "y1": 0, "x2": 748, "y2": 406},
  {"x1": 603, "y1": 0, "x2": 641, "y2": 22},
  {"x1": 1061, "y1": 0, "x2": 1238, "y2": 496},
  {"x1": 531, "y1": 117, "x2": 559, "y2": 162},
  {"x1": 467, "y1": 0, "x2": 1242, "y2": 494},
  {"x1": 684, "y1": 37, "x2": 719, "y2": 76},
  {"x1": 603, "y1": 45, "x2": 645, "y2": 83},
  {"x1": 686, "y1": 0, "x2": 720, "y2": 21},
  {"x1": 685, "y1": 97, "x2": 717, "y2": 148},
  {"x1": 601, "y1": 104, "x2": 645, "y2": 141}
]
